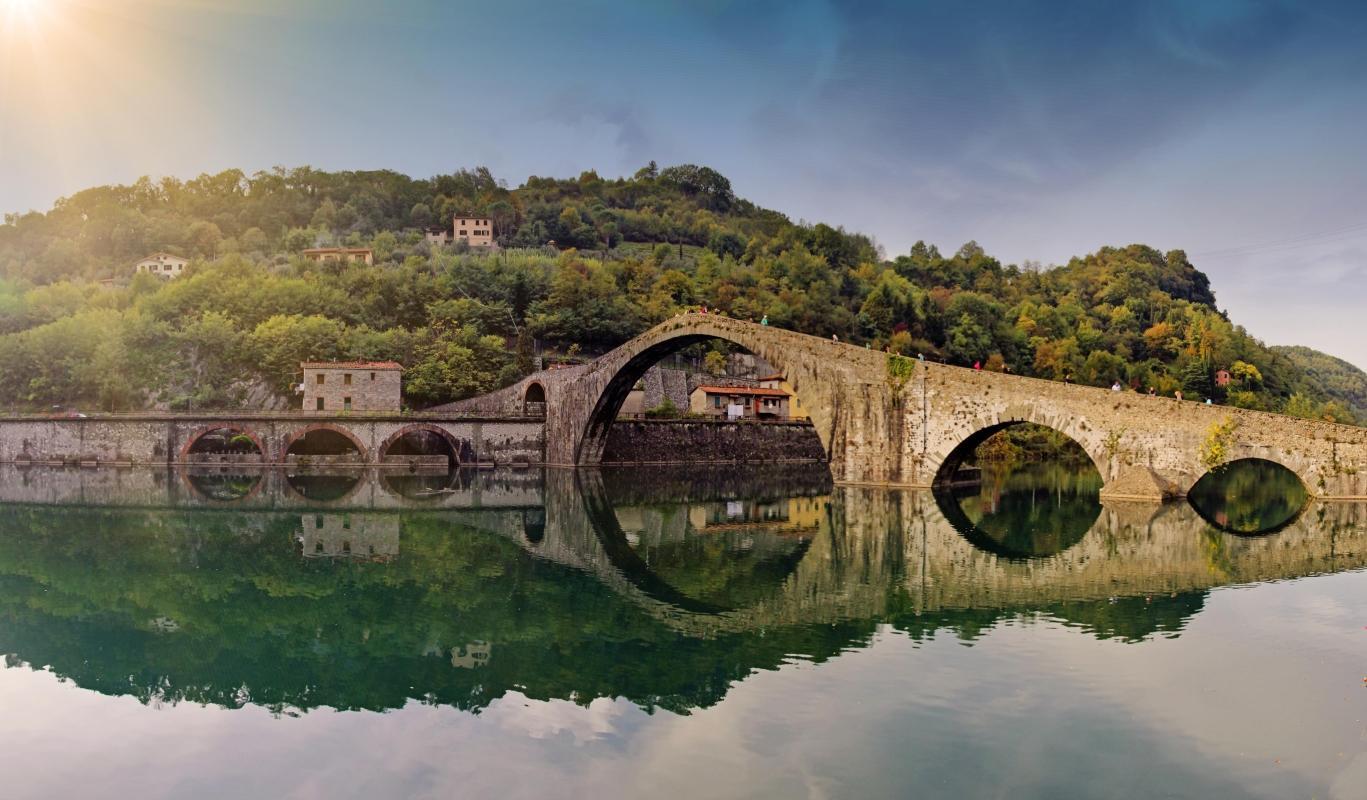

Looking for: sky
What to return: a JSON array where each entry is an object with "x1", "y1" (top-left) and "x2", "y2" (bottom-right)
[{"x1": 1, "y1": 0, "x2": 1365, "y2": 368}]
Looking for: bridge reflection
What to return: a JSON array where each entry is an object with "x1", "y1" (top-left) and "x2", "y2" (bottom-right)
[{"x1": 0, "y1": 463, "x2": 1362, "y2": 716}]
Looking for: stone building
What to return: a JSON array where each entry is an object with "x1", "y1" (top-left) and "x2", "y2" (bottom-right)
[
  {"x1": 302, "y1": 247, "x2": 374, "y2": 266},
  {"x1": 454, "y1": 216, "x2": 495, "y2": 248},
  {"x1": 134, "y1": 252, "x2": 188, "y2": 279},
  {"x1": 300, "y1": 361, "x2": 402, "y2": 412},
  {"x1": 690, "y1": 385, "x2": 791, "y2": 420}
]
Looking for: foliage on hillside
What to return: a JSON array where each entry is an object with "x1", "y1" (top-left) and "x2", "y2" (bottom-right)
[
  {"x1": 1272, "y1": 345, "x2": 1367, "y2": 419},
  {"x1": 0, "y1": 164, "x2": 1356, "y2": 422}
]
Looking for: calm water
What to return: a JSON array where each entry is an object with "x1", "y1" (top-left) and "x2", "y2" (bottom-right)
[{"x1": 0, "y1": 463, "x2": 1363, "y2": 800}]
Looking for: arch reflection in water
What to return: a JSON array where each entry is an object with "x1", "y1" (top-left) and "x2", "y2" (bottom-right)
[
  {"x1": 1187, "y1": 458, "x2": 1310, "y2": 535},
  {"x1": 612, "y1": 495, "x2": 824, "y2": 610},
  {"x1": 935, "y1": 461, "x2": 1102, "y2": 559},
  {"x1": 381, "y1": 468, "x2": 465, "y2": 501},
  {"x1": 184, "y1": 470, "x2": 264, "y2": 502},
  {"x1": 284, "y1": 470, "x2": 364, "y2": 502}
]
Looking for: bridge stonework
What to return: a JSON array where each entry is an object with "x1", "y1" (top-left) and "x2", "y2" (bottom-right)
[{"x1": 455, "y1": 314, "x2": 1367, "y2": 501}]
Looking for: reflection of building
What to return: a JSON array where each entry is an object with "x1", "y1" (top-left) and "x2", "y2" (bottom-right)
[
  {"x1": 690, "y1": 385, "x2": 791, "y2": 419},
  {"x1": 450, "y1": 641, "x2": 491, "y2": 669},
  {"x1": 758, "y1": 373, "x2": 809, "y2": 420},
  {"x1": 302, "y1": 247, "x2": 374, "y2": 265},
  {"x1": 688, "y1": 496, "x2": 827, "y2": 535},
  {"x1": 296, "y1": 513, "x2": 400, "y2": 561},
  {"x1": 134, "y1": 252, "x2": 188, "y2": 279},
  {"x1": 300, "y1": 361, "x2": 403, "y2": 412}
]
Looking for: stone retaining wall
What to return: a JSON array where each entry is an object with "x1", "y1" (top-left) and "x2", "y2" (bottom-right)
[{"x1": 601, "y1": 419, "x2": 826, "y2": 464}]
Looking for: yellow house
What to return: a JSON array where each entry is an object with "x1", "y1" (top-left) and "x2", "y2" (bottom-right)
[
  {"x1": 758, "y1": 374, "x2": 809, "y2": 420},
  {"x1": 454, "y1": 216, "x2": 495, "y2": 248}
]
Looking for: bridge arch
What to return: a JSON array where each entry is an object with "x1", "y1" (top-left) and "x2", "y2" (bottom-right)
[
  {"x1": 571, "y1": 320, "x2": 838, "y2": 468},
  {"x1": 180, "y1": 425, "x2": 266, "y2": 462},
  {"x1": 925, "y1": 405, "x2": 1107, "y2": 489},
  {"x1": 1187, "y1": 457, "x2": 1310, "y2": 535},
  {"x1": 377, "y1": 423, "x2": 465, "y2": 468},
  {"x1": 280, "y1": 423, "x2": 369, "y2": 463}
]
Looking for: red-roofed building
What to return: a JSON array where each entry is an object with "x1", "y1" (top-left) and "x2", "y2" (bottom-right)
[
  {"x1": 690, "y1": 384, "x2": 791, "y2": 420},
  {"x1": 300, "y1": 361, "x2": 402, "y2": 412}
]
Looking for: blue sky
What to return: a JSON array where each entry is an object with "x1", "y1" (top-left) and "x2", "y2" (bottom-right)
[{"x1": 2, "y1": 0, "x2": 1365, "y2": 367}]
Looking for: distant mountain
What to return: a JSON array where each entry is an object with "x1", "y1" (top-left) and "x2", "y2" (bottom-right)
[{"x1": 1272, "y1": 346, "x2": 1367, "y2": 418}]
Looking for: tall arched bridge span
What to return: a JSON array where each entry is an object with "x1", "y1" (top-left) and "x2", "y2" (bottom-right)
[{"x1": 450, "y1": 313, "x2": 1367, "y2": 501}]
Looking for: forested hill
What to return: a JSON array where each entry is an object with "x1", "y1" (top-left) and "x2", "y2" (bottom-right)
[
  {"x1": 1273, "y1": 346, "x2": 1367, "y2": 420},
  {"x1": 0, "y1": 164, "x2": 1357, "y2": 423}
]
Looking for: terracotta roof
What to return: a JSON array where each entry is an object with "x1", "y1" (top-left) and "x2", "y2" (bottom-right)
[
  {"x1": 136, "y1": 251, "x2": 187, "y2": 262},
  {"x1": 694, "y1": 385, "x2": 790, "y2": 397},
  {"x1": 301, "y1": 361, "x2": 402, "y2": 370}
]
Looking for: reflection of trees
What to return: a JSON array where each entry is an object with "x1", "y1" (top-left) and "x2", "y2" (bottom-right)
[
  {"x1": 938, "y1": 463, "x2": 1102, "y2": 558},
  {"x1": 284, "y1": 472, "x2": 363, "y2": 502},
  {"x1": 0, "y1": 497, "x2": 1233, "y2": 718},
  {"x1": 1188, "y1": 460, "x2": 1308, "y2": 534},
  {"x1": 185, "y1": 472, "x2": 262, "y2": 502}
]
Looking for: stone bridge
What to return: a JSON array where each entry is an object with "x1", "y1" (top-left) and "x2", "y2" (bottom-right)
[
  {"x1": 0, "y1": 413, "x2": 543, "y2": 468},
  {"x1": 451, "y1": 313, "x2": 1367, "y2": 501}
]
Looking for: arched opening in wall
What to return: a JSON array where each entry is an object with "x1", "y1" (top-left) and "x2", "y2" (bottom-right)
[
  {"x1": 184, "y1": 428, "x2": 264, "y2": 463},
  {"x1": 932, "y1": 422, "x2": 1102, "y2": 559},
  {"x1": 523, "y1": 382, "x2": 546, "y2": 416},
  {"x1": 522, "y1": 508, "x2": 546, "y2": 544},
  {"x1": 380, "y1": 426, "x2": 461, "y2": 469},
  {"x1": 586, "y1": 336, "x2": 826, "y2": 470},
  {"x1": 285, "y1": 427, "x2": 365, "y2": 464},
  {"x1": 1187, "y1": 459, "x2": 1309, "y2": 535}
]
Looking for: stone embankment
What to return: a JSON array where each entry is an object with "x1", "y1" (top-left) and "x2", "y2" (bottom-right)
[{"x1": 600, "y1": 419, "x2": 826, "y2": 464}]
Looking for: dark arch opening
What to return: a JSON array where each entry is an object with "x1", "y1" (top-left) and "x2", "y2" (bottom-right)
[
  {"x1": 524, "y1": 381, "x2": 546, "y2": 415},
  {"x1": 522, "y1": 508, "x2": 546, "y2": 544},
  {"x1": 578, "y1": 334, "x2": 826, "y2": 469},
  {"x1": 285, "y1": 428, "x2": 364, "y2": 460},
  {"x1": 381, "y1": 426, "x2": 461, "y2": 469},
  {"x1": 932, "y1": 422, "x2": 1102, "y2": 559},
  {"x1": 185, "y1": 428, "x2": 264, "y2": 461},
  {"x1": 1187, "y1": 458, "x2": 1309, "y2": 535}
]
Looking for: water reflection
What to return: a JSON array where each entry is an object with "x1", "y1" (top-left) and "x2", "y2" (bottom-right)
[
  {"x1": 183, "y1": 470, "x2": 263, "y2": 502},
  {"x1": 935, "y1": 462, "x2": 1102, "y2": 558},
  {"x1": 1188, "y1": 458, "x2": 1310, "y2": 534},
  {"x1": 0, "y1": 463, "x2": 1362, "y2": 719}
]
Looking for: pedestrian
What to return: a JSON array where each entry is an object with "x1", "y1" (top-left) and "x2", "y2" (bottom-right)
[
  {"x1": 832, "y1": 334, "x2": 839, "y2": 342},
  {"x1": 760, "y1": 314, "x2": 768, "y2": 326},
  {"x1": 1205, "y1": 397, "x2": 1213, "y2": 405},
  {"x1": 1111, "y1": 381, "x2": 1122, "y2": 392},
  {"x1": 1148, "y1": 386, "x2": 1156, "y2": 396},
  {"x1": 1175, "y1": 389, "x2": 1183, "y2": 401},
  {"x1": 917, "y1": 353, "x2": 925, "y2": 361},
  {"x1": 973, "y1": 360, "x2": 981, "y2": 371}
]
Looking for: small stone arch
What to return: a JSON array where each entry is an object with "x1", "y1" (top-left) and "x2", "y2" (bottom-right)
[
  {"x1": 925, "y1": 404, "x2": 1107, "y2": 488},
  {"x1": 377, "y1": 423, "x2": 467, "y2": 467},
  {"x1": 1187, "y1": 457, "x2": 1311, "y2": 535},
  {"x1": 179, "y1": 425, "x2": 267, "y2": 462},
  {"x1": 280, "y1": 423, "x2": 369, "y2": 463}
]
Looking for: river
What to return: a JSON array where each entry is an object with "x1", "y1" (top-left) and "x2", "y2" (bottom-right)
[{"x1": 0, "y1": 462, "x2": 1362, "y2": 799}]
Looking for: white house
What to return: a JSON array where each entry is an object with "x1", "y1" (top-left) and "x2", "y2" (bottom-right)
[{"x1": 134, "y1": 252, "x2": 189, "y2": 279}]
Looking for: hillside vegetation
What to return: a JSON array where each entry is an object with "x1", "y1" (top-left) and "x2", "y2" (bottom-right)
[{"x1": 0, "y1": 164, "x2": 1357, "y2": 423}]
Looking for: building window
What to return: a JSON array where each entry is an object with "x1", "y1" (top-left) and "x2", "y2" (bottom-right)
[
  {"x1": 370, "y1": 372, "x2": 376, "y2": 381},
  {"x1": 713, "y1": 396, "x2": 722, "y2": 408},
  {"x1": 316, "y1": 374, "x2": 325, "y2": 385},
  {"x1": 344, "y1": 373, "x2": 352, "y2": 385},
  {"x1": 459, "y1": 230, "x2": 468, "y2": 235},
  {"x1": 316, "y1": 398, "x2": 325, "y2": 411},
  {"x1": 343, "y1": 397, "x2": 352, "y2": 411}
]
